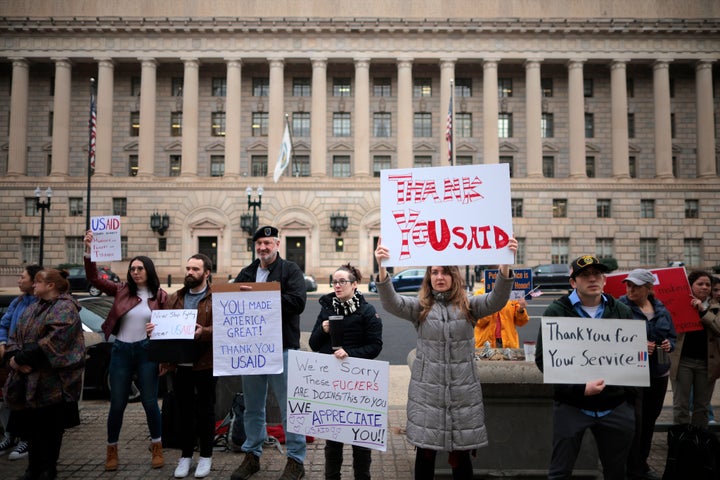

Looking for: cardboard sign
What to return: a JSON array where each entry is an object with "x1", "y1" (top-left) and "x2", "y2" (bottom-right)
[
  {"x1": 212, "y1": 283, "x2": 283, "y2": 376},
  {"x1": 150, "y1": 309, "x2": 197, "y2": 340},
  {"x1": 287, "y1": 350, "x2": 390, "y2": 452},
  {"x1": 90, "y1": 215, "x2": 122, "y2": 262},
  {"x1": 604, "y1": 267, "x2": 699, "y2": 333},
  {"x1": 484, "y1": 268, "x2": 532, "y2": 299},
  {"x1": 540, "y1": 317, "x2": 649, "y2": 387},
  {"x1": 380, "y1": 164, "x2": 514, "y2": 267}
]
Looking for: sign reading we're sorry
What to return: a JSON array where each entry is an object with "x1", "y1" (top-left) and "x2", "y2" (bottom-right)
[{"x1": 380, "y1": 164, "x2": 514, "y2": 267}]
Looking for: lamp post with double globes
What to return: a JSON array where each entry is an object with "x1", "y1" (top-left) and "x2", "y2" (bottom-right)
[
  {"x1": 242, "y1": 186, "x2": 263, "y2": 261},
  {"x1": 35, "y1": 186, "x2": 52, "y2": 266}
]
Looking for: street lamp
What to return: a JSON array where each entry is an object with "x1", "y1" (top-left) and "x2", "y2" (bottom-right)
[
  {"x1": 150, "y1": 211, "x2": 170, "y2": 236},
  {"x1": 35, "y1": 186, "x2": 52, "y2": 266},
  {"x1": 244, "y1": 186, "x2": 263, "y2": 261}
]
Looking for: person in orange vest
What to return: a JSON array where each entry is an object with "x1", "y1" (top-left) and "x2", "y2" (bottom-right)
[{"x1": 474, "y1": 297, "x2": 529, "y2": 349}]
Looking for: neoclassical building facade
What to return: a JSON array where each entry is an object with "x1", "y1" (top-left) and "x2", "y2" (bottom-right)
[{"x1": 0, "y1": 1, "x2": 719, "y2": 285}]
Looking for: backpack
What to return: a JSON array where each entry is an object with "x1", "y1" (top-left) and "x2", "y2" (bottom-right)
[{"x1": 662, "y1": 423, "x2": 720, "y2": 480}]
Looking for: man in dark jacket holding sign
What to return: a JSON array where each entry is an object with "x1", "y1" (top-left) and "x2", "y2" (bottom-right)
[
  {"x1": 535, "y1": 255, "x2": 636, "y2": 480},
  {"x1": 231, "y1": 226, "x2": 307, "y2": 480}
]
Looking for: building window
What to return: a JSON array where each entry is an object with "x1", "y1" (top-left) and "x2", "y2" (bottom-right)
[
  {"x1": 672, "y1": 156, "x2": 678, "y2": 177},
  {"x1": 596, "y1": 238, "x2": 614, "y2": 260},
  {"x1": 413, "y1": 156, "x2": 432, "y2": 168},
  {"x1": 130, "y1": 111, "x2": 140, "y2": 136},
  {"x1": 498, "y1": 78, "x2": 513, "y2": 97},
  {"x1": 553, "y1": 199, "x2": 568, "y2": 218},
  {"x1": 65, "y1": 236, "x2": 84, "y2": 265},
  {"x1": 49, "y1": 76, "x2": 55, "y2": 96},
  {"x1": 626, "y1": 78, "x2": 634, "y2": 98},
  {"x1": 68, "y1": 197, "x2": 83, "y2": 217},
  {"x1": 120, "y1": 236, "x2": 128, "y2": 260},
  {"x1": 542, "y1": 156, "x2": 555, "y2": 178},
  {"x1": 628, "y1": 113, "x2": 635, "y2": 138},
  {"x1": 597, "y1": 199, "x2": 612, "y2": 218},
  {"x1": 541, "y1": 78, "x2": 553, "y2": 97},
  {"x1": 332, "y1": 112, "x2": 351, "y2": 137},
  {"x1": 170, "y1": 111, "x2": 182, "y2": 137},
  {"x1": 24, "y1": 198, "x2": 37, "y2": 216},
  {"x1": 456, "y1": 113, "x2": 472, "y2": 138},
  {"x1": 500, "y1": 156, "x2": 513, "y2": 177},
  {"x1": 498, "y1": 113, "x2": 513, "y2": 138},
  {"x1": 586, "y1": 156, "x2": 595, "y2": 178},
  {"x1": 129, "y1": 155, "x2": 138, "y2": 177},
  {"x1": 373, "y1": 77, "x2": 391, "y2": 97},
  {"x1": 640, "y1": 199, "x2": 655, "y2": 219},
  {"x1": 455, "y1": 156, "x2": 473, "y2": 166},
  {"x1": 292, "y1": 155, "x2": 310, "y2": 177},
  {"x1": 48, "y1": 112, "x2": 53, "y2": 136},
  {"x1": 171, "y1": 77, "x2": 183, "y2": 96},
  {"x1": 158, "y1": 237, "x2": 167, "y2": 252},
  {"x1": 639, "y1": 238, "x2": 658, "y2": 265},
  {"x1": 292, "y1": 112, "x2": 310, "y2": 137},
  {"x1": 515, "y1": 238, "x2": 526, "y2": 264},
  {"x1": 413, "y1": 78, "x2": 432, "y2": 97},
  {"x1": 585, "y1": 113, "x2": 594, "y2": 138},
  {"x1": 210, "y1": 155, "x2": 225, "y2": 177},
  {"x1": 112, "y1": 198, "x2": 127, "y2": 216},
  {"x1": 413, "y1": 113, "x2": 432, "y2": 137},
  {"x1": 671, "y1": 113, "x2": 676, "y2": 138},
  {"x1": 584, "y1": 78, "x2": 594, "y2": 97},
  {"x1": 211, "y1": 112, "x2": 226, "y2": 136},
  {"x1": 131, "y1": 76, "x2": 141, "y2": 96},
  {"x1": 684, "y1": 238, "x2": 702, "y2": 266},
  {"x1": 46, "y1": 154, "x2": 52, "y2": 176},
  {"x1": 22, "y1": 236, "x2": 39, "y2": 264},
  {"x1": 251, "y1": 155, "x2": 268, "y2": 177},
  {"x1": 292, "y1": 77, "x2": 311, "y2": 97},
  {"x1": 541, "y1": 113, "x2": 554, "y2": 138},
  {"x1": 212, "y1": 77, "x2": 226, "y2": 97},
  {"x1": 511, "y1": 199, "x2": 523, "y2": 217},
  {"x1": 251, "y1": 112, "x2": 268, "y2": 137},
  {"x1": 685, "y1": 199, "x2": 699, "y2": 218},
  {"x1": 455, "y1": 78, "x2": 472, "y2": 97},
  {"x1": 551, "y1": 238, "x2": 570, "y2": 264},
  {"x1": 669, "y1": 78, "x2": 675, "y2": 98},
  {"x1": 252, "y1": 77, "x2": 269, "y2": 97},
  {"x1": 333, "y1": 78, "x2": 351, "y2": 97},
  {"x1": 373, "y1": 112, "x2": 391, "y2": 137},
  {"x1": 332, "y1": 155, "x2": 351, "y2": 177},
  {"x1": 169, "y1": 155, "x2": 182, "y2": 176},
  {"x1": 373, "y1": 155, "x2": 391, "y2": 177}
]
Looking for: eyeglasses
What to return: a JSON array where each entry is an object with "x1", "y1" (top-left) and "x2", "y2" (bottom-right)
[
  {"x1": 129, "y1": 266, "x2": 145, "y2": 272},
  {"x1": 331, "y1": 279, "x2": 353, "y2": 286}
]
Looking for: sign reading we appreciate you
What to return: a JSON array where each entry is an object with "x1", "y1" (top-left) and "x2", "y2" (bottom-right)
[
  {"x1": 287, "y1": 350, "x2": 389, "y2": 452},
  {"x1": 380, "y1": 164, "x2": 514, "y2": 267},
  {"x1": 541, "y1": 317, "x2": 649, "y2": 387}
]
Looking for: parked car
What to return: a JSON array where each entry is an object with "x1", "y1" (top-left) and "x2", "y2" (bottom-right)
[
  {"x1": 531, "y1": 264, "x2": 571, "y2": 290},
  {"x1": 368, "y1": 268, "x2": 427, "y2": 293},
  {"x1": 67, "y1": 265, "x2": 120, "y2": 296},
  {"x1": 304, "y1": 274, "x2": 318, "y2": 292}
]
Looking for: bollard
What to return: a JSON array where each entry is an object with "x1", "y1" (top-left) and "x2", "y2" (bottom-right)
[{"x1": 167, "y1": 274, "x2": 172, "y2": 288}]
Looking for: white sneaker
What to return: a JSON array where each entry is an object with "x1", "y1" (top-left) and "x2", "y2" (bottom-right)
[
  {"x1": 194, "y1": 456, "x2": 212, "y2": 478},
  {"x1": 0, "y1": 434, "x2": 17, "y2": 455},
  {"x1": 8, "y1": 440, "x2": 29, "y2": 460},
  {"x1": 174, "y1": 457, "x2": 192, "y2": 478}
]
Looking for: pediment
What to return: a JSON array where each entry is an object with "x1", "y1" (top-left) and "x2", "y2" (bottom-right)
[
  {"x1": 328, "y1": 142, "x2": 353, "y2": 152},
  {"x1": 42, "y1": 142, "x2": 52, "y2": 152},
  {"x1": 456, "y1": 142, "x2": 478, "y2": 153},
  {"x1": 163, "y1": 141, "x2": 182, "y2": 152},
  {"x1": 585, "y1": 143, "x2": 601, "y2": 153},
  {"x1": 628, "y1": 143, "x2": 641, "y2": 154},
  {"x1": 499, "y1": 142, "x2": 519, "y2": 153},
  {"x1": 0, "y1": 143, "x2": 7, "y2": 151},
  {"x1": 246, "y1": 141, "x2": 267, "y2": 152},
  {"x1": 189, "y1": 219, "x2": 224, "y2": 231},
  {"x1": 414, "y1": 142, "x2": 436, "y2": 153},
  {"x1": 205, "y1": 141, "x2": 225, "y2": 152},
  {"x1": 293, "y1": 140, "x2": 310, "y2": 152},
  {"x1": 672, "y1": 144, "x2": 682, "y2": 154},
  {"x1": 542, "y1": 142, "x2": 560, "y2": 153},
  {"x1": 123, "y1": 141, "x2": 138, "y2": 152},
  {"x1": 370, "y1": 142, "x2": 396, "y2": 152},
  {"x1": 280, "y1": 219, "x2": 313, "y2": 231}
]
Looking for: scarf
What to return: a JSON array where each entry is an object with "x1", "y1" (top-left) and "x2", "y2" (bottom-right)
[{"x1": 332, "y1": 291, "x2": 361, "y2": 316}]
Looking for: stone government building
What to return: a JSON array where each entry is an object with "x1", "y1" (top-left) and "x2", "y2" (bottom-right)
[{"x1": 0, "y1": 0, "x2": 719, "y2": 286}]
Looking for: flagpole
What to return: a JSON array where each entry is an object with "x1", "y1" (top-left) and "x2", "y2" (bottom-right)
[
  {"x1": 446, "y1": 79, "x2": 455, "y2": 166},
  {"x1": 85, "y1": 77, "x2": 96, "y2": 231}
]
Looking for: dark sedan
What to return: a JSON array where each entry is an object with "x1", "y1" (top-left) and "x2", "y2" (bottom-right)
[
  {"x1": 531, "y1": 264, "x2": 571, "y2": 290},
  {"x1": 368, "y1": 268, "x2": 427, "y2": 293},
  {"x1": 67, "y1": 265, "x2": 120, "y2": 296}
]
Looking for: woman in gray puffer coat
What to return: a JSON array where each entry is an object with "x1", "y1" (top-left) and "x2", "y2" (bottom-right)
[{"x1": 374, "y1": 239, "x2": 517, "y2": 480}]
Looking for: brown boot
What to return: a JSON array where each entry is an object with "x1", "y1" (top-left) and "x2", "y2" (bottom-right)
[
  {"x1": 105, "y1": 444, "x2": 118, "y2": 471},
  {"x1": 151, "y1": 441, "x2": 164, "y2": 469}
]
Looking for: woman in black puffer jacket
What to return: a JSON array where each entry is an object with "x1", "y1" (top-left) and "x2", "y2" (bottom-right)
[{"x1": 309, "y1": 263, "x2": 383, "y2": 480}]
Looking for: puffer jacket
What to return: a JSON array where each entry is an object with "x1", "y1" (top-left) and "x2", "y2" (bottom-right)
[{"x1": 377, "y1": 271, "x2": 512, "y2": 451}]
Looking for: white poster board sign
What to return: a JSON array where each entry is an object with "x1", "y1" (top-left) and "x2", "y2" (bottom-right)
[
  {"x1": 212, "y1": 284, "x2": 283, "y2": 376},
  {"x1": 90, "y1": 215, "x2": 122, "y2": 262},
  {"x1": 380, "y1": 163, "x2": 514, "y2": 267},
  {"x1": 287, "y1": 350, "x2": 390, "y2": 452},
  {"x1": 540, "y1": 317, "x2": 649, "y2": 387},
  {"x1": 150, "y1": 309, "x2": 198, "y2": 340}
]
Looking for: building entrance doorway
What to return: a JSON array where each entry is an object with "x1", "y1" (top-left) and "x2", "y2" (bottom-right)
[
  {"x1": 198, "y1": 236, "x2": 218, "y2": 273},
  {"x1": 286, "y1": 236, "x2": 306, "y2": 272}
]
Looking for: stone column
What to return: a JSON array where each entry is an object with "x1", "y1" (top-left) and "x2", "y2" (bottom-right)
[
  {"x1": 567, "y1": 59, "x2": 586, "y2": 178},
  {"x1": 653, "y1": 60, "x2": 673, "y2": 179},
  {"x1": 440, "y1": 59, "x2": 456, "y2": 165},
  {"x1": 483, "y1": 59, "x2": 499, "y2": 164},
  {"x1": 181, "y1": 58, "x2": 199, "y2": 177},
  {"x1": 397, "y1": 58, "x2": 413, "y2": 169},
  {"x1": 311, "y1": 58, "x2": 328, "y2": 176},
  {"x1": 225, "y1": 58, "x2": 242, "y2": 177},
  {"x1": 525, "y1": 59, "x2": 543, "y2": 177},
  {"x1": 354, "y1": 58, "x2": 371, "y2": 176},
  {"x1": 695, "y1": 60, "x2": 716, "y2": 178},
  {"x1": 268, "y1": 58, "x2": 285, "y2": 178},
  {"x1": 137, "y1": 58, "x2": 157, "y2": 177},
  {"x1": 7, "y1": 58, "x2": 29, "y2": 177},
  {"x1": 95, "y1": 58, "x2": 114, "y2": 177},
  {"x1": 50, "y1": 58, "x2": 71, "y2": 177},
  {"x1": 610, "y1": 60, "x2": 630, "y2": 179}
]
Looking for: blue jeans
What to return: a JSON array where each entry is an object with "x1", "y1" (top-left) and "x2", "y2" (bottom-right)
[
  {"x1": 107, "y1": 339, "x2": 162, "y2": 443},
  {"x1": 241, "y1": 349, "x2": 306, "y2": 463}
]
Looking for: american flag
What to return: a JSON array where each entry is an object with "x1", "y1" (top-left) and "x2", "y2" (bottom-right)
[
  {"x1": 445, "y1": 88, "x2": 453, "y2": 165},
  {"x1": 529, "y1": 289, "x2": 543, "y2": 298},
  {"x1": 88, "y1": 91, "x2": 96, "y2": 175}
]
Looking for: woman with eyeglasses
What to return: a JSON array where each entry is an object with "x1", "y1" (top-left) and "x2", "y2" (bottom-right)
[
  {"x1": 83, "y1": 230, "x2": 168, "y2": 472},
  {"x1": 309, "y1": 263, "x2": 383, "y2": 480}
]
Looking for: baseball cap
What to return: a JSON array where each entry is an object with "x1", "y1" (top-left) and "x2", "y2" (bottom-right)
[
  {"x1": 622, "y1": 268, "x2": 655, "y2": 286},
  {"x1": 252, "y1": 225, "x2": 279, "y2": 242},
  {"x1": 570, "y1": 255, "x2": 609, "y2": 279}
]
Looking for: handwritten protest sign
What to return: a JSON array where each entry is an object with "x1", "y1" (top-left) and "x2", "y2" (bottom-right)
[
  {"x1": 287, "y1": 350, "x2": 389, "y2": 452},
  {"x1": 212, "y1": 283, "x2": 283, "y2": 376},
  {"x1": 150, "y1": 309, "x2": 197, "y2": 340},
  {"x1": 540, "y1": 317, "x2": 649, "y2": 387},
  {"x1": 484, "y1": 268, "x2": 532, "y2": 299},
  {"x1": 90, "y1": 215, "x2": 122, "y2": 262},
  {"x1": 604, "y1": 267, "x2": 699, "y2": 333},
  {"x1": 380, "y1": 164, "x2": 514, "y2": 267}
]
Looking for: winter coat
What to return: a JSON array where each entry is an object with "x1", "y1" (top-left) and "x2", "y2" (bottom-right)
[
  {"x1": 377, "y1": 271, "x2": 513, "y2": 451},
  {"x1": 309, "y1": 291, "x2": 383, "y2": 359},
  {"x1": 164, "y1": 285, "x2": 214, "y2": 371},
  {"x1": 669, "y1": 299, "x2": 720, "y2": 382},
  {"x1": 0, "y1": 294, "x2": 37, "y2": 344}
]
